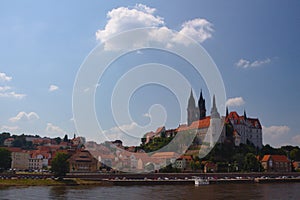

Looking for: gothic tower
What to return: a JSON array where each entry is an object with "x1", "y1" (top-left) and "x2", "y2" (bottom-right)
[
  {"x1": 198, "y1": 90, "x2": 206, "y2": 120},
  {"x1": 187, "y1": 89, "x2": 198, "y2": 125}
]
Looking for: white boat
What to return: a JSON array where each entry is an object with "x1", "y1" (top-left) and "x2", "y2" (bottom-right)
[{"x1": 194, "y1": 177, "x2": 209, "y2": 186}]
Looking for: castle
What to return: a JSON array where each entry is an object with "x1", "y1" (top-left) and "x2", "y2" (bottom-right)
[
  {"x1": 143, "y1": 90, "x2": 263, "y2": 149},
  {"x1": 187, "y1": 90, "x2": 263, "y2": 148}
]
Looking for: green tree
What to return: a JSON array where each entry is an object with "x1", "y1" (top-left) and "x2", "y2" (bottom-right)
[
  {"x1": 63, "y1": 134, "x2": 69, "y2": 142},
  {"x1": 0, "y1": 148, "x2": 12, "y2": 171},
  {"x1": 290, "y1": 148, "x2": 300, "y2": 161},
  {"x1": 0, "y1": 132, "x2": 11, "y2": 146},
  {"x1": 243, "y1": 153, "x2": 261, "y2": 172},
  {"x1": 51, "y1": 153, "x2": 70, "y2": 179}
]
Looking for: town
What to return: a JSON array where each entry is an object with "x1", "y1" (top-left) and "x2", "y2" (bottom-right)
[{"x1": 1, "y1": 91, "x2": 300, "y2": 176}]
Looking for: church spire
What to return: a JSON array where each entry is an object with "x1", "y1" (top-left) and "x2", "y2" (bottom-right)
[
  {"x1": 187, "y1": 88, "x2": 197, "y2": 125},
  {"x1": 226, "y1": 106, "x2": 229, "y2": 117},
  {"x1": 198, "y1": 89, "x2": 206, "y2": 120},
  {"x1": 211, "y1": 95, "x2": 220, "y2": 118},
  {"x1": 244, "y1": 109, "x2": 247, "y2": 119}
]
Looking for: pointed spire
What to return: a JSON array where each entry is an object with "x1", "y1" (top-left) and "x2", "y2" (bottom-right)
[
  {"x1": 226, "y1": 106, "x2": 229, "y2": 117},
  {"x1": 244, "y1": 109, "x2": 247, "y2": 119},
  {"x1": 200, "y1": 89, "x2": 203, "y2": 100},
  {"x1": 211, "y1": 94, "x2": 220, "y2": 118},
  {"x1": 188, "y1": 88, "x2": 195, "y2": 108},
  {"x1": 212, "y1": 95, "x2": 216, "y2": 109}
]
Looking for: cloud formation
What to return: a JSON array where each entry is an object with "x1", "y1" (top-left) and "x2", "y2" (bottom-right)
[
  {"x1": 1, "y1": 125, "x2": 19, "y2": 132},
  {"x1": 0, "y1": 72, "x2": 12, "y2": 82},
  {"x1": 226, "y1": 97, "x2": 245, "y2": 107},
  {"x1": 102, "y1": 122, "x2": 141, "y2": 146},
  {"x1": 0, "y1": 71, "x2": 26, "y2": 99},
  {"x1": 9, "y1": 111, "x2": 40, "y2": 122},
  {"x1": 177, "y1": 18, "x2": 213, "y2": 43},
  {"x1": 49, "y1": 84, "x2": 59, "y2": 92},
  {"x1": 95, "y1": 4, "x2": 213, "y2": 50},
  {"x1": 46, "y1": 123, "x2": 66, "y2": 135},
  {"x1": 263, "y1": 125, "x2": 291, "y2": 147},
  {"x1": 236, "y1": 58, "x2": 271, "y2": 68}
]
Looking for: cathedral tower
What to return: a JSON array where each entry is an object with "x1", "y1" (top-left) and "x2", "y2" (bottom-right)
[
  {"x1": 187, "y1": 89, "x2": 198, "y2": 125},
  {"x1": 198, "y1": 90, "x2": 206, "y2": 120}
]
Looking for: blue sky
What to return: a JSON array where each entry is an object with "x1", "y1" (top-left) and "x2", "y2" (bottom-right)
[{"x1": 0, "y1": 0, "x2": 299, "y2": 147}]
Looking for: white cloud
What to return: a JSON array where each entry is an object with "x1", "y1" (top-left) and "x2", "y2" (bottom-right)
[
  {"x1": 9, "y1": 111, "x2": 40, "y2": 123},
  {"x1": 143, "y1": 113, "x2": 151, "y2": 118},
  {"x1": 236, "y1": 58, "x2": 271, "y2": 68},
  {"x1": 176, "y1": 18, "x2": 213, "y2": 44},
  {"x1": 263, "y1": 125, "x2": 291, "y2": 147},
  {"x1": 291, "y1": 135, "x2": 300, "y2": 145},
  {"x1": 95, "y1": 4, "x2": 213, "y2": 50},
  {"x1": 1, "y1": 125, "x2": 19, "y2": 132},
  {"x1": 0, "y1": 91, "x2": 26, "y2": 99},
  {"x1": 102, "y1": 122, "x2": 141, "y2": 146},
  {"x1": 0, "y1": 72, "x2": 12, "y2": 82},
  {"x1": 0, "y1": 72, "x2": 26, "y2": 99},
  {"x1": 49, "y1": 84, "x2": 59, "y2": 92},
  {"x1": 226, "y1": 97, "x2": 245, "y2": 107},
  {"x1": 46, "y1": 123, "x2": 67, "y2": 135},
  {"x1": 96, "y1": 4, "x2": 164, "y2": 43},
  {"x1": 0, "y1": 86, "x2": 11, "y2": 92}
]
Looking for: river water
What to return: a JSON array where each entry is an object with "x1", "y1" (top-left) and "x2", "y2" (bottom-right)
[{"x1": 0, "y1": 183, "x2": 299, "y2": 200}]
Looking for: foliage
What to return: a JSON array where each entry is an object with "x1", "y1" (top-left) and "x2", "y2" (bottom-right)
[
  {"x1": 243, "y1": 153, "x2": 262, "y2": 172},
  {"x1": 0, "y1": 148, "x2": 12, "y2": 171},
  {"x1": 0, "y1": 132, "x2": 11, "y2": 146},
  {"x1": 51, "y1": 153, "x2": 70, "y2": 178},
  {"x1": 290, "y1": 148, "x2": 300, "y2": 161}
]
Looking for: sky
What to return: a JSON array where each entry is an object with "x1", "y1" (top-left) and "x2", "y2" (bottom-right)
[{"x1": 0, "y1": 0, "x2": 299, "y2": 147}]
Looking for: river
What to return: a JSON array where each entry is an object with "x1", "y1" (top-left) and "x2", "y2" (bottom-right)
[{"x1": 0, "y1": 183, "x2": 299, "y2": 200}]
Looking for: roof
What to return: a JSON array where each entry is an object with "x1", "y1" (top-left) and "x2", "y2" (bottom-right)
[
  {"x1": 151, "y1": 152, "x2": 179, "y2": 159},
  {"x1": 189, "y1": 117, "x2": 210, "y2": 130},
  {"x1": 155, "y1": 126, "x2": 165, "y2": 134},
  {"x1": 261, "y1": 155, "x2": 289, "y2": 162}
]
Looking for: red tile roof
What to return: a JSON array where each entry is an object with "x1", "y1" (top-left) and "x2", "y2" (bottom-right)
[{"x1": 261, "y1": 155, "x2": 289, "y2": 162}]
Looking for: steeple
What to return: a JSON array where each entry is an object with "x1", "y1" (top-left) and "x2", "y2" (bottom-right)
[
  {"x1": 226, "y1": 106, "x2": 229, "y2": 117},
  {"x1": 244, "y1": 109, "x2": 247, "y2": 119},
  {"x1": 198, "y1": 89, "x2": 206, "y2": 120},
  {"x1": 188, "y1": 89, "x2": 195, "y2": 108},
  {"x1": 211, "y1": 95, "x2": 220, "y2": 118},
  {"x1": 187, "y1": 88, "x2": 198, "y2": 125}
]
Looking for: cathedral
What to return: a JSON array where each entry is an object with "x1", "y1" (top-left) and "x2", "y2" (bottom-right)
[
  {"x1": 186, "y1": 89, "x2": 263, "y2": 148},
  {"x1": 187, "y1": 89, "x2": 207, "y2": 126}
]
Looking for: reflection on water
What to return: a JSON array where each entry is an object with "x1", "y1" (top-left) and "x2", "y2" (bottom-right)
[{"x1": 0, "y1": 183, "x2": 300, "y2": 200}]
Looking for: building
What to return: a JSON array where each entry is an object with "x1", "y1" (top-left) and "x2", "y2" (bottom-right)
[
  {"x1": 11, "y1": 150, "x2": 30, "y2": 170},
  {"x1": 261, "y1": 155, "x2": 291, "y2": 172},
  {"x1": 68, "y1": 150, "x2": 98, "y2": 172},
  {"x1": 3, "y1": 138, "x2": 14, "y2": 147},
  {"x1": 187, "y1": 89, "x2": 206, "y2": 125},
  {"x1": 226, "y1": 110, "x2": 262, "y2": 148}
]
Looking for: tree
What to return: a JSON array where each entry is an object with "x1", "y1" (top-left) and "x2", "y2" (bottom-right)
[
  {"x1": 243, "y1": 153, "x2": 261, "y2": 172},
  {"x1": 0, "y1": 148, "x2": 12, "y2": 171},
  {"x1": 63, "y1": 134, "x2": 69, "y2": 142},
  {"x1": 51, "y1": 152, "x2": 70, "y2": 179},
  {"x1": 290, "y1": 148, "x2": 300, "y2": 161}
]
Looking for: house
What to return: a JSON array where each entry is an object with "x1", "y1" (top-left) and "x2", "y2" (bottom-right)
[
  {"x1": 3, "y1": 138, "x2": 14, "y2": 147},
  {"x1": 202, "y1": 161, "x2": 217, "y2": 173},
  {"x1": 261, "y1": 155, "x2": 291, "y2": 172},
  {"x1": 68, "y1": 150, "x2": 98, "y2": 172},
  {"x1": 175, "y1": 155, "x2": 193, "y2": 170},
  {"x1": 10, "y1": 149, "x2": 30, "y2": 170},
  {"x1": 292, "y1": 161, "x2": 300, "y2": 171}
]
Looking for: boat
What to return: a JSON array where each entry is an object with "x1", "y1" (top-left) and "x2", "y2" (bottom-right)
[{"x1": 194, "y1": 177, "x2": 209, "y2": 186}]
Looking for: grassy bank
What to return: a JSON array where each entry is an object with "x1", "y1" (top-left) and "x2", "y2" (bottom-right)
[{"x1": 0, "y1": 178, "x2": 105, "y2": 186}]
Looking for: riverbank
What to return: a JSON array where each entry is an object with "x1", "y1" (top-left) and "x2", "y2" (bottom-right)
[{"x1": 0, "y1": 178, "x2": 108, "y2": 187}]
